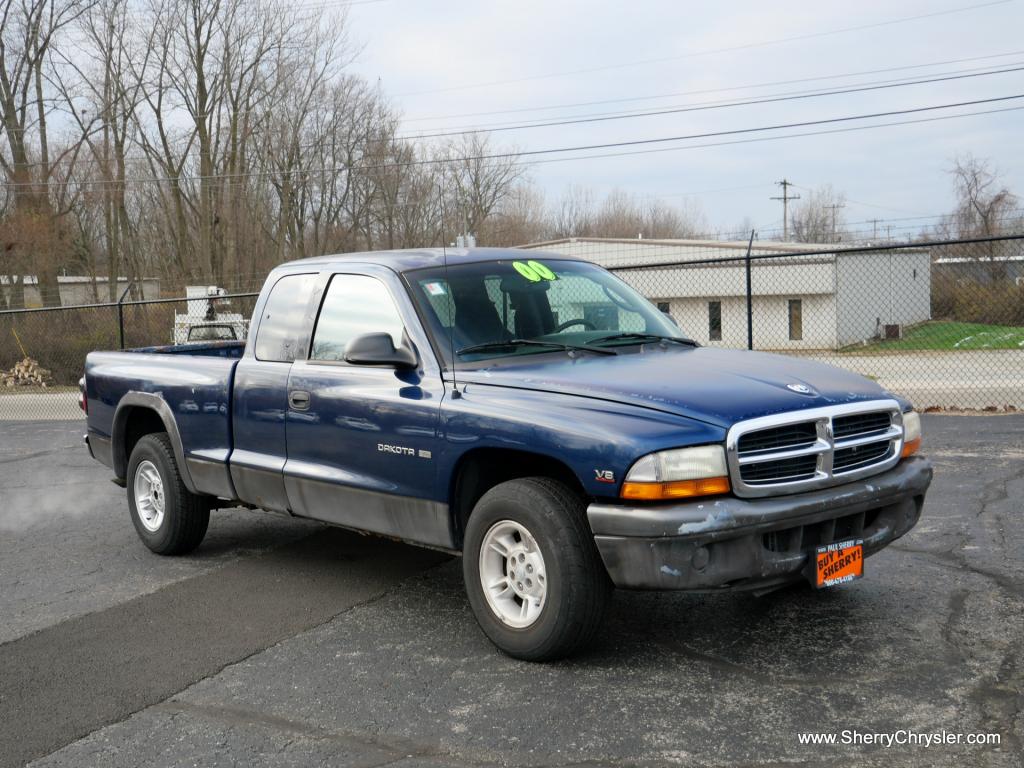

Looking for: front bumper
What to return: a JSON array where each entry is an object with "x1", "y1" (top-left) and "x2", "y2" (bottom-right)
[{"x1": 587, "y1": 456, "x2": 932, "y2": 591}]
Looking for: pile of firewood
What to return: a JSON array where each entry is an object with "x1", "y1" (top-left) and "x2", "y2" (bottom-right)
[{"x1": 1, "y1": 357, "x2": 53, "y2": 388}]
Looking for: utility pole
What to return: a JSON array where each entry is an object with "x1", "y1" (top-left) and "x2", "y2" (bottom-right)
[
  {"x1": 825, "y1": 203, "x2": 845, "y2": 242},
  {"x1": 871, "y1": 219, "x2": 880, "y2": 240},
  {"x1": 770, "y1": 179, "x2": 800, "y2": 240}
]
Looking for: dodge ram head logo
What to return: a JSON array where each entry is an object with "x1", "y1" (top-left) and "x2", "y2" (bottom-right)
[{"x1": 786, "y1": 383, "x2": 815, "y2": 395}]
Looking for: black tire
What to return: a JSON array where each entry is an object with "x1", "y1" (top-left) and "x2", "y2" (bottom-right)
[
  {"x1": 463, "y1": 477, "x2": 611, "y2": 661},
  {"x1": 126, "y1": 433, "x2": 210, "y2": 555}
]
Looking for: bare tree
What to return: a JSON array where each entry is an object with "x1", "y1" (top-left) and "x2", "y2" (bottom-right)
[
  {"x1": 551, "y1": 184, "x2": 593, "y2": 238},
  {"x1": 479, "y1": 183, "x2": 548, "y2": 246},
  {"x1": 53, "y1": 0, "x2": 151, "y2": 299},
  {"x1": 938, "y1": 154, "x2": 1021, "y2": 278},
  {"x1": 788, "y1": 184, "x2": 846, "y2": 243},
  {"x1": 945, "y1": 154, "x2": 1019, "y2": 238},
  {"x1": 729, "y1": 216, "x2": 756, "y2": 241},
  {"x1": 1, "y1": 0, "x2": 533, "y2": 302},
  {"x1": 443, "y1": 133, "x2": 525, "y2": 244},
  {"x1": 0, "y1": 0, "x2": 94, "y2": 306},
  {"x1": 551, "y1": 187, "x2": 707, "y2": 240}
]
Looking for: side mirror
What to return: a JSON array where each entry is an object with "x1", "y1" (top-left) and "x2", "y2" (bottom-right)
[{"x1": 344, "y1": 333, "x2": 417, "y2": 369}]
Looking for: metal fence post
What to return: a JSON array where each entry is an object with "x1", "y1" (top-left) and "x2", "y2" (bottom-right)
[
  {"x1": 745, "y1": 229, "x2": 754, "y2": 350},
  {"x1": 117, "y1": 283, "x2": 133, "y2": 350}
]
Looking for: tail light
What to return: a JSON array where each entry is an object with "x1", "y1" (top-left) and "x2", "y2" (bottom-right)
[{"x1": 78, "y1": 376, "x2": 88, "y2": 414}]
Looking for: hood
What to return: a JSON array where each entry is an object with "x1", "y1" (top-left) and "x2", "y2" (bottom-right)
[{"x1": 459, "y1": 346, "x2": 895, "y2": 428}]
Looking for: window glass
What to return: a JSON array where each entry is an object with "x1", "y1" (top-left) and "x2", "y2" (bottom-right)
[
  {"x1": 189, "y1": 325, "x2": 237, "y2": 342},
  {"x1": 788, "y1": 299, "x2": 803, "y2": 341},
  {"x1": 708, "y1": 301, "x2": 722, "y2": 341},
  {"x1": 407, "y1": 258, "x2": 684, "y2": 365},
  {"x1": 311, "y1": 274, "x2": 406, "y2": 361},
  {"x1": 254, "y1": 273, "x2": 316, "y2": 362}
]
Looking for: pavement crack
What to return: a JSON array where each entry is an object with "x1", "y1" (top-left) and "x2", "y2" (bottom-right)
[
  {"x1": 889, "y1": 544, "x2": 1023, "y2": 598},
  {"x1": 939, "y1": 588, "x2": 971, "y2": 663},
  {"x1": 0, "y1": 446, "x2": 78, "y2": 465}
]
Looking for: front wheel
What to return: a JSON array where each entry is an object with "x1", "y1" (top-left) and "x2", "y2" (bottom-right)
[
  {"x1": 127, "y1": 433, "x2": 210, "y2": 555},
  {"x1": 463, "y1": 477, "x2": 611, "y2": 661}
]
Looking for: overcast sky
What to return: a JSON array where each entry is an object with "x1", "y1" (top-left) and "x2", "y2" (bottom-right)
[{"x1": 342, "y1": 0, "x2": 1023, "y2": 237}]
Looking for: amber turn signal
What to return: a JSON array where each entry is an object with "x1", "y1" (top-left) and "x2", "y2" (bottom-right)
[
  {"x1": 621, "y1": 476, "x2": 730, "y2": 501},
  {"x1": 901, "y1": 436, "x2": 921, "y2": 458}
]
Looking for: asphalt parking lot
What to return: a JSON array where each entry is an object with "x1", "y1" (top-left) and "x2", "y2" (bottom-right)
[{"x1": 0, "y1": 416, "x2": 1021, "y2": 767}]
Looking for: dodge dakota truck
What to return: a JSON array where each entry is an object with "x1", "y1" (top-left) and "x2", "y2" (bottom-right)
[{"x1": 83, "y1": 248, "x2": 932, "y2": 660}]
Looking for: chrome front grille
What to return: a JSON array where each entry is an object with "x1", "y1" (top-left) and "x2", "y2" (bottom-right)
[{"x1": 727, "y1": 400, "x2": 904, "y2": 498}]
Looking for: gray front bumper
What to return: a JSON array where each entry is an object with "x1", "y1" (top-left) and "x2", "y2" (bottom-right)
[{"x1": 587, "y1": 456, "x2": 933, "y2": 591}]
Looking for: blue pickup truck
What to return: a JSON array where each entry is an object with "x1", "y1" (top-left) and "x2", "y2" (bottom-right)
[{"x1": 83, "y1": 248, "x2": 932, "y2": 660}]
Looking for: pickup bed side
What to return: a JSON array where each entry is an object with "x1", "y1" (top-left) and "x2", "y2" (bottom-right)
[{"x1": 85, "y1": 341, "x2": 243, "y2": 498}]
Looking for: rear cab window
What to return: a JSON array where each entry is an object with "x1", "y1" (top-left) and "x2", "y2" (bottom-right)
[{"x1": 254, "y1": 273, "x2": 318, "y2": 362}]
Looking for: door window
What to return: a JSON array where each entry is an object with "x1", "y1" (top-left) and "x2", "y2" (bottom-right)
[{"x1": 311, "y1": 275, "x2": 406, "y2": 362}]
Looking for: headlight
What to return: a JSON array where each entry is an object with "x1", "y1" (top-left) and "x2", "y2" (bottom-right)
[
  {"x1": 901, "y1": 410, "x2": 922, "y2": 458},
  {"x1": 621, "y1": 445, "x2": 730, "y2": 500}
]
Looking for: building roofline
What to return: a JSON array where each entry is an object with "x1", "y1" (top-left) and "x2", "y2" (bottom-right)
[{"x1": 520, "y1": 236, "x2": 928, "y2": 254}]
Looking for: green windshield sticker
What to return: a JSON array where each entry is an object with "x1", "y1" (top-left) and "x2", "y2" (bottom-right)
[
  {"x1": 512, "y1": 260, "x2": 557, "y2": 282},
  {"x1": 527, "y1": 260, "x2": 557, "y2": 280},
  {"x1": 512, "y1": 261, "x2": 542, "y2": 281}
]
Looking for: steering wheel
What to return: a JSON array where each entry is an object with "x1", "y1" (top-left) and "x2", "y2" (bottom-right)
[{"x1": 555, "y1": 319, "x2": 597, "y2": 332}]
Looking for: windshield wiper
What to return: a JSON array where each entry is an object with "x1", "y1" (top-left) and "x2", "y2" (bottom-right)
[
  {"x1": 590, "y1": 332, "x2": 699, "y2": 347},
  {"x1": 456, "y1": 338, "x2": 617, "y2": 357}
]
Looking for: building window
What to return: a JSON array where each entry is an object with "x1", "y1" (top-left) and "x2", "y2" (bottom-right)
[
  {"x1": 583, "y1": 304, "x2": 619, "y2": 331},
  {"x1": 656, "y1": 301, "x2": 670, "y2": 313},
  {"x1": 788, "y1": 299, "x2": 803, "y2": 341},
  {"x1": 708, "y1": 301, "x2": 722, "y2": 341}
]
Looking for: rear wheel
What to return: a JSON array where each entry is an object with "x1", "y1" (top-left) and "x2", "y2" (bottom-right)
[
  {"x1": 127, "y1": 433, "x2": 210, "y2": 555},
  {"x1": 463, "y1": 477, "x2": 611, "y2": 661}
]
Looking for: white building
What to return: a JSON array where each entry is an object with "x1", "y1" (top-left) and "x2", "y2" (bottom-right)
[
  {"x1": 520, "y1": 238, "x2": 931, "y2": 351},
  {"x1": 0, "y1": 275, "x2": 161, "y2": 308}
]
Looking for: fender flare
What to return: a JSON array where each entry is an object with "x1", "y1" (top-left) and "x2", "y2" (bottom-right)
[{"x1": 112, "y1": 392, "x2": 198, "y2": 493}]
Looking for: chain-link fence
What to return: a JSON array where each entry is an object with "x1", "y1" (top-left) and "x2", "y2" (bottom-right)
[
  {"x1": 523, "y1": 233, "x2": 1024, "y2": 411},
  {"x1": 2, "y1": 234, "x2": 1022, "y2": 421},
  {"x1": 0, "y1": 292, "x2": 258, "y2": 421}
]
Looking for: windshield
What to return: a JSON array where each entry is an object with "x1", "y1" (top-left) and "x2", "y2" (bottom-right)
[{"x1": 407, "y1": 257, "x2": 687, "y2": 366}]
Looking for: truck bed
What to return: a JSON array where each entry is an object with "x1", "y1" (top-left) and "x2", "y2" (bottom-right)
[{"x1": 84, "y1": 342, "x2": 245, "y2": 498}]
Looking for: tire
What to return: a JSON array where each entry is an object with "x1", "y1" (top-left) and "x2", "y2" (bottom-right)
[
  {"x1": 463, "y1": 477, "x2": 611, "y2": 661},
  {"x1": 126, "y1": 433, "x2": 210, "y2": 555}
]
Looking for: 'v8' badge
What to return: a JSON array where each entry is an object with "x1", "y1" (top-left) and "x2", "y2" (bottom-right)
[{"x1": 594, "y1": 469, "x2": 616, "y2": 483}]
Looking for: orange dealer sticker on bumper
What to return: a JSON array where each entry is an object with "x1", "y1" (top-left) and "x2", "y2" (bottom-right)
[{"x1": 814, "y1": 538, "x2": 864, "y2": 588}]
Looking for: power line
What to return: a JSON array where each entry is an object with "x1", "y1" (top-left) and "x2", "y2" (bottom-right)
[
  {"x1": 436, "y1": 94, "x2": 1024, "y2": 164},
  {"x1": 401, "y1": 50, "x2": 1024, "y2": 123},
  {"x1": 396, "y1": 64, "x2": 1024, "y2": 140},
  {"x1": 519, "y1": 104, "x2": 1024, "y2": 168},
  {"x1": 396, "y1": 0, "x2": 1014, "y2": 96},
  {"x1": 5, "y1": 96, "x2": 1021, "y2": 190},
  {"x1": 787, "y1": 182, "x2": 931, "y2": 216}
]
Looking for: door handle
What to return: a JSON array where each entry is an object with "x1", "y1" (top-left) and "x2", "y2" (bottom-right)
[{"x1": 289, "y1": 390, "x2": 311, "y2": 410}]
